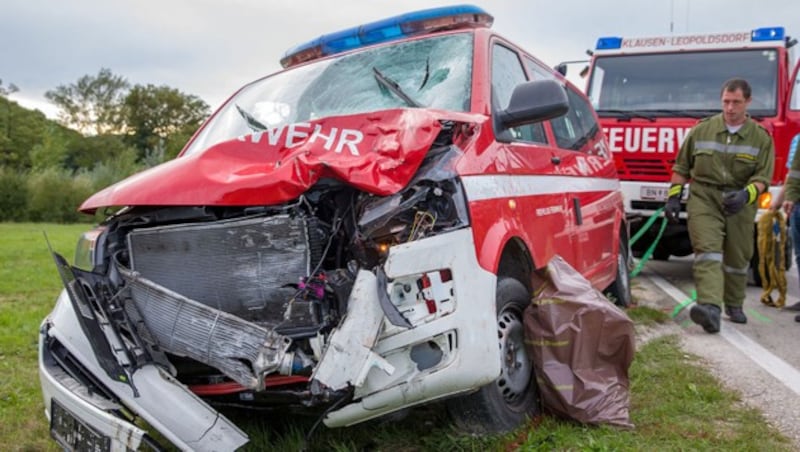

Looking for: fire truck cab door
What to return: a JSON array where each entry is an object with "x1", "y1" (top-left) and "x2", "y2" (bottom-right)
[{"x1": 785, "y1": 61, "x2": 800, "y2": 161}]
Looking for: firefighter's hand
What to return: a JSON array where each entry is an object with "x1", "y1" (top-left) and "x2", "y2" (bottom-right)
[
  {"x1": 784, "y1": 200, "x2": 795, "y2": 216},
  {"x1": 664, "y1": 196, "x2": 681, "y2": 223},
  {"x1": 722, "y1": 189, "x2": 749, "y2": 216}
]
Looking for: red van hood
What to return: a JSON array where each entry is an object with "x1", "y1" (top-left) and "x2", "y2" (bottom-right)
[{"x1": 80, "y1": 109, "x2": 447, "y2": 213}]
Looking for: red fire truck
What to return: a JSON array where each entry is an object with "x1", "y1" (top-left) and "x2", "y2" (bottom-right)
[{"x1": 584, "y1": 27, "x2": 800, "y2": 280}]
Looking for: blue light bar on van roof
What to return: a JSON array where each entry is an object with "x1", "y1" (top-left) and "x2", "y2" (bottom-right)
[
  {"x1": 280, "y1": 4, "x2": 493, "y2": 68},
  {"x1": 751, "y1": 26, "x2": 785, "y2": 42}
]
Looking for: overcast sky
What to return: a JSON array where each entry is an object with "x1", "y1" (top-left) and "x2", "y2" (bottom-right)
[{"x1": 2, "y1": 0, "x2": 799, "y2": 119}]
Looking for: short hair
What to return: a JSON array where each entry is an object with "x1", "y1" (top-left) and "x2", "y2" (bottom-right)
[{"x1": 720, "y1": 78, "x2": 752, "y2": 99}]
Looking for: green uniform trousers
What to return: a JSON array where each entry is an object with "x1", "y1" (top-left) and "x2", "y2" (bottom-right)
[{"x1": 687, "y1": 182, "x2": 756, "y2": 308}]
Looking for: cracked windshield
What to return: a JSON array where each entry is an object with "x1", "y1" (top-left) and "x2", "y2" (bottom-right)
[{"x1": 186, "y1": 33, "x2": 473, "y2": 155}]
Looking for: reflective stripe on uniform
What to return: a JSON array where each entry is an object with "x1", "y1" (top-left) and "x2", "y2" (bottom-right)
[
  {"x1": 695, "y1": 252, "x2": 723, "y2": 262},
  {"x1": 723, "y1": 264, "x2": 749, "y2": 275},
  {"x1": 696, "y1": 140, "x2": 760, "y2": 157}
]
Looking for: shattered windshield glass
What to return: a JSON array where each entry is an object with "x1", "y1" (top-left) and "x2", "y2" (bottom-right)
[{"x1": 185, "y1": 33, "x2": 473, "y2": 156}]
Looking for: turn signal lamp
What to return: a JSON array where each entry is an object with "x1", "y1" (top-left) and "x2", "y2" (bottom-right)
[
  {"x1": 758, "y1": 191, "x2": 772, "y2": 210},
  {"x1": 280, "y1": 5, "x2": 493, "y2": 68}
]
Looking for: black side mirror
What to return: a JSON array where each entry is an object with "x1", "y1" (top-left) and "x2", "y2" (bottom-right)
[
  {"x1": 497, "y1": 79, "x2": 569, "y2": 129},
  {"x1": 555, "y1": 63, "x2": 567, "y2": 76}
]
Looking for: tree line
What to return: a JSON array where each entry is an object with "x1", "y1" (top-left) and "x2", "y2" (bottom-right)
[{"x1": 0, "y1": 69, "x2": 210, "y2": 223}]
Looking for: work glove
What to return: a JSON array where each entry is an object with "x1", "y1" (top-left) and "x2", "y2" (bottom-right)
[
  {"x1": 664, "y1": 183, "x2": 683, "y2": 223},
  {"x1": 722, "y1": 184, "x2": 758, "y2": 216}
]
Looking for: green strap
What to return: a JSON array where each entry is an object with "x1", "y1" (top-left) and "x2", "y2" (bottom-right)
[
  {"x1": 671, "y1": 290, "x2": 697, "y2": 318},
  {"x1": 629, "y1": 207, "x2": 665, "y2": 247},
  {"x1": 630, "y1": 211, "x2": 668, "y2": 278}
]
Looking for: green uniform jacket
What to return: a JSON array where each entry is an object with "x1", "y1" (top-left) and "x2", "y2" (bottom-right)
[
  {"x1": 784, "y1": 137, "x2": 800, "y2": 201},
  {"x1": 673, "y1": 114, "x2": 774, "y2": 192}
]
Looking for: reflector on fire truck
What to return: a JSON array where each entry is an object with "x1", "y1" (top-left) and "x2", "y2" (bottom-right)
[
  {"x1": 595, "y1": 26, "x2": 786, "y2": 53},
  {"x1": 280, "y1": 4, "x2": 493, "y2": 68}
]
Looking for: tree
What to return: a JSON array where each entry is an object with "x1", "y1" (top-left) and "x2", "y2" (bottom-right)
[
  {"x1": 0, "y1": 79, "x2": 19, "y2": 97},
  {"x1": 122, "y1": 84, "x2": 209, "y2": 159},
  {"x1": 45, "y1": 68, "x2": 129, "y2": 135}
]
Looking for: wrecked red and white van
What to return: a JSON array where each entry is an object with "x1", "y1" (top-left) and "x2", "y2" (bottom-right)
[{"x1": 38, "y1": 5, "x2": 629, "y2": 450}]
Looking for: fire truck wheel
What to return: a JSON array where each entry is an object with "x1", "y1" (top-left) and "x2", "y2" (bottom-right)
[
  {"x1": 446, "y1": 277, "x2": 540, "y2": 433},
  {"x1": 605, "y1": 235, "x2": 632, "y2": 307}
]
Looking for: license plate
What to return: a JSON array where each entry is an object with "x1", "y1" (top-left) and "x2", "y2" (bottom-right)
[
  {"x1": 640, "y1": 186, "x2": 668, "y2": 201},
  {"x1": 50, "y1": 398, "x2": 111, "y2": 452}
]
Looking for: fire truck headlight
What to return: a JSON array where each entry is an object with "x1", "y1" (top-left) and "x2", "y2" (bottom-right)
[{"x1": 758, "y1": 192, "x2": 772, "y2": 210}]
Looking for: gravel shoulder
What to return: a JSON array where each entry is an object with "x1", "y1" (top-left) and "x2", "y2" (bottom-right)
[{"x1": 632, "y1": 276, "x2": 800, "y2": 449}]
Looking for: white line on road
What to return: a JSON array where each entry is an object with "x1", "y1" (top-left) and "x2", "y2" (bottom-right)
[{"x1": 648, "y1": 272, "x2": 800, "y2": 397}]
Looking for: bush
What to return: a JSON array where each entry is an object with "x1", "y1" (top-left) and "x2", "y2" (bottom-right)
[
  {"x1": 0, "y1": 168, "x2": 28, "y2": 221},
  {"x1": 26, "y1": 168, "x2": 95, "y2": 223},
  {"x1": 86, "y1": 146, "x2": 144, "y2": 193}
]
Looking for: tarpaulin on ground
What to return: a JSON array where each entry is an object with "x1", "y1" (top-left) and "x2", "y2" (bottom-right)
[{"x1": 524, "y1": 255, "x2": 635, "y2": 428}]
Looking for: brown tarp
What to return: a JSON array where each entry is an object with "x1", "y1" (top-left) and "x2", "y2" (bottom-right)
[{"x1": 524, "y1": 255, "x2": 635, "y2": 428}]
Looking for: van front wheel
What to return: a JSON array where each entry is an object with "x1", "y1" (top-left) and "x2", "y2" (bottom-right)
[{"x1": 446, "y1": 277, "x2": 540, "y2": 433}]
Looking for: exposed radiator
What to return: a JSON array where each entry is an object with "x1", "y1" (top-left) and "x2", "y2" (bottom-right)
[{"x1": 127, "y1": 215, "x2": 311, "y2": 326}]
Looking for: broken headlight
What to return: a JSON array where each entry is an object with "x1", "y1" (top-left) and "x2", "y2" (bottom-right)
[
  {"x1": 355, "y1": 147, "x2": 469, "y2": 261},
  {"x1": 73, "y1": 226, "x2": 107, "y2": 271}
]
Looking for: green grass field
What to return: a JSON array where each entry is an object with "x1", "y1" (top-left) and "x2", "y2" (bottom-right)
[{"x1": 0, "y1": 223, "x2": 792, "y2": 451}]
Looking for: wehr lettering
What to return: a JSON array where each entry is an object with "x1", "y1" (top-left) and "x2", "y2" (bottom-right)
[{"x1": 243, "y1": 123, "x2": 365, "y2": 155}]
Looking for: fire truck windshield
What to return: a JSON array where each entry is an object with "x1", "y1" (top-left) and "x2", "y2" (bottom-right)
[{"x1": 588, "y1": 49, "x2": 779, "y2": 118}]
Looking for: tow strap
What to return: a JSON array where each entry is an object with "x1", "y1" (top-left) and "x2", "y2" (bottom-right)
[
  {"x1": 757, "y1": 210, "x2": 787, "y2": 308},
  {"x1": 628, "y1": 207, "x2": 667, "y2": 278}
]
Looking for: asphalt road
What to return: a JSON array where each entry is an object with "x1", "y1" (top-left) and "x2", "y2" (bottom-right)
[{"x1": 633, "y1": 256, "x2": 800, "y2": 447}]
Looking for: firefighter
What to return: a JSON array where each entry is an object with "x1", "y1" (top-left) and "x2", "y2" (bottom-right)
[
  {"x1": 664, "y1": 78, "x2": 775, "y2": 333},
  {"x1": 780, "y1": 133, "x2": 800, "y2": 320}
]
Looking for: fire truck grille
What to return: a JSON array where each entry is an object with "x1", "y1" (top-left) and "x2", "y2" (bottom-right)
[{"x1": 616, "y1": 158, "x2": 675, "y2": 181}]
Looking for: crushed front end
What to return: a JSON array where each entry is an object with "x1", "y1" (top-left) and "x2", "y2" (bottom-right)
[{"x1": 39, "y1": 127, "x2": 503, "y2": 450}]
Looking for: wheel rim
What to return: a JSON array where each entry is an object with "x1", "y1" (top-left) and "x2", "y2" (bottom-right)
[{"x1": 495, "y1": 305, "x2": 531, "y2": 407}]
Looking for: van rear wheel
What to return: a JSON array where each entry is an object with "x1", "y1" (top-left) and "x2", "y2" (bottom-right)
[{"x1": 446, "y1": 277, "x2": 539, "y2": 433}]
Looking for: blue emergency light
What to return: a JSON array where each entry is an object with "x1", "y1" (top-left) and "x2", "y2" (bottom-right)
[
  {"x1": 595, "y1": 36, "x2": 623, "y2": 50},
  {"x1": 280, "y1": 5, "x2": 493, "y2": 68},
  {"x1": 751, "y1": 26, "x2": 785, "y2": 42}
]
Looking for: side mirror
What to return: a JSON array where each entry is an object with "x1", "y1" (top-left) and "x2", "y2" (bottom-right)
[
  {"x1": 497, "y1": 79, "x2": 569, "y2": 129},
  {"x1": 555, "y1": 63, "x2": 567, "y2": 76}
]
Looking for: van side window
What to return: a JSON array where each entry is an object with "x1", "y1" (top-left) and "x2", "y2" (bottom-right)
[
  {"x1": 551, "y1": 87, "x2": 599, "y2": 151},
  {"x1": 523, "y1": 56, "x2": 556, "y2": 82},
  {"x1": 491, "y1": 44, "x2": 547, "y2": 144}
]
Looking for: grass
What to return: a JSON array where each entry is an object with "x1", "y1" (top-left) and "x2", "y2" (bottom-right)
[
  {"x1": 0, "y1": 223, "x2": 793, "y2": 451},
  {"x1": 0, "y1": 222, "x2": 91, "y2": 452}
]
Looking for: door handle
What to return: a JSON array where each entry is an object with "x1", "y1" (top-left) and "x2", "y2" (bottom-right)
[{"x1": 551, "y1": 156, "x2": 561, "y2": 165}]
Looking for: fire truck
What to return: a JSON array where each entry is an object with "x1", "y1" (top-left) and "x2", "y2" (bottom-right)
[{"x1": 584, "y1": 27, "x2": 800, "y2": 281}]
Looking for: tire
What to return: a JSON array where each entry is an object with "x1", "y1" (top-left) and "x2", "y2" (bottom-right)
[
  {"x1": 446, "y1": 277, "x2": 539, "y2": 434},
  {"x1": 605, "y1": 235, "x2": 632, "y2": 308}
]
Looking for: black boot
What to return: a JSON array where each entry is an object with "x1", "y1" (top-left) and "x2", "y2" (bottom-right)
[
  {"x1": 725, "y1": 305, "x2": 747, "y2": 324},
  {"x1": 690, "y1": 303, "x2": 721, "y2": 333}
]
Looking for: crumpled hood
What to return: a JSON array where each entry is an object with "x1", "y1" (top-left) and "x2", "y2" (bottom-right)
[{"x1": 80, "y1": 109, "x2": 448, "y2": 212}]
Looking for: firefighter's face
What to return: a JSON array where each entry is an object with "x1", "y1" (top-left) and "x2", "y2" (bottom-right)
[{"x1": 721, "y1": 89, "x2": 751, "y2": 126}]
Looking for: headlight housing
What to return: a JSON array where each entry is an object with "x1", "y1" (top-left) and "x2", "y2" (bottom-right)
[
  {"x1": 73, "y1": 226, "x2": 107, "y2": 271},
  {"x1": 354, "y1": 146, "x2": 470, "y2": 263}
]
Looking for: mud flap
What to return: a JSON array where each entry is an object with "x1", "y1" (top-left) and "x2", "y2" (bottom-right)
[{"x1": 312, "y1": 270, "x2": 394, "y2": 390}]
